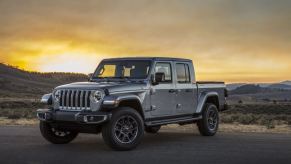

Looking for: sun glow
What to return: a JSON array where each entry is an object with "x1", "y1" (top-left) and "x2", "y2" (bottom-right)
[
  {"x1": 37, "y1": 53, "x2": 104, "y2": 73},
  {"x1": 1, "y1": 0, "x2": 291, "y2": 83},
  {"x1": 2, "y1": 39, "x2": 291, "y2": 83},
  {"x1": 3, "y1": 40, "x2": 111, "y2": 73}
]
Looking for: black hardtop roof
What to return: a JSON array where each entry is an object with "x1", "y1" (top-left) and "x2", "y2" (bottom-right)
[{"x1": 102, "y1": 57, "x2": 192, "y2": 62}]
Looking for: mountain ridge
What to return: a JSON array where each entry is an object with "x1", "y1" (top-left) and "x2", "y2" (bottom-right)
[
  {"x1": 0, "y1": 63, "x2": 88, "y2": 98},
  {"x1": 1, "y1": 63, "x2": 290, "y2": 101},
  {"x1": 226, "y1": 81, "x2": 291, "y2": 91}
]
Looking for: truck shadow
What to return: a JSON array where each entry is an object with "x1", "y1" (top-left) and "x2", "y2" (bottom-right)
[
  {"x1": 142, "y1": 131, "x2": 201, "y2": 144},
  {"x1": 38, "y1": 131, "x2": 208, "y2": 152}
]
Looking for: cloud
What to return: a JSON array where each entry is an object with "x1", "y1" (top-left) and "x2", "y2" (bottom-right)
[{"x1": 0, "y1": 0, "x2": 291, "y2": 82}]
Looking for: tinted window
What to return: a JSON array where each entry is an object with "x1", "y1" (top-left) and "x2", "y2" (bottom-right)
[
  {"x1": 155, "y1": 62, "x2": 172, "y2": 82},
  {"x1": 176, "y1": 63, "x2": 190, "y2": 83},
  {"x1": 94, "y1": 60, "x2": 151, "y2": 79},
  {"x1": 98, "y1": 64, "x2": 116, "y2": 77}
]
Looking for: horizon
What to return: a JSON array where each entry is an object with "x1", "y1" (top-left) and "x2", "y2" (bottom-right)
[
  {"x1": 1, "y1": 0, "x2": 291, "y2": 83},
  {"x1": 2, "y1": 62, "x2": 290, "y2": 85}
]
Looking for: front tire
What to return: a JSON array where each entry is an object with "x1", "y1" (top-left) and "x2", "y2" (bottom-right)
[
  {"x1": 102, "y1": 107, "x2": 144, "y2": 151},
  {"x1": 197, "y1": 103, "x2": 219, "y2": 136},
  {"x1": 39, "y1": 121, "x2": 78, "y2": 144}
]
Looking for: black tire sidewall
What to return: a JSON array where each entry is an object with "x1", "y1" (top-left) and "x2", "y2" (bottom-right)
[
  {"x1": 198, "y1": 103, "x2": 219, "y2": 136},
  {"x1": 39, "y1": 121, "x2": 78, "y2": 144}
]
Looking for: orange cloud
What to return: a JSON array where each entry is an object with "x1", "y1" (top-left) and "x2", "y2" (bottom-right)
[{"x1": 1, "y1": 0, "x2": 291, "y2": 83}]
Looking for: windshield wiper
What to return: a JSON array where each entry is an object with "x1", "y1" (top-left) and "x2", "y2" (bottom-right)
[
  {"x1": 92, "y1": 77, "x2": 109, "y2": 82},
  {"x1": 112, "y1": 76, "x2": 130, "y2": 81}
]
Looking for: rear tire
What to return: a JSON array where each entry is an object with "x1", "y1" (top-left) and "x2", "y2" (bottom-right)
[
  {"x1": 145, "y1": 125, "x2": 161, "y2": 134},
  {"x1": 102, "y1": 107, "x2": 144, "y2": 151},
  {"x1": 39, "y1": 121, "x2": 78, "y2": 144},
  {"x1": 197, "y1": 103, "x2": 219, "y2": 136}
]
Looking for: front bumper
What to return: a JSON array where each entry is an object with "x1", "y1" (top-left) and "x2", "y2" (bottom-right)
[{"x1": 36, "y1": 109, "x2": 111, "y2": 124}]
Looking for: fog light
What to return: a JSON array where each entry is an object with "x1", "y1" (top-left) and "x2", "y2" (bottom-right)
[
  {"x1": 37, "y1": 112, "x2": 51, "y2": 121},
  {"x1": 83, "y1": 115, "x2": 106, "y2": 123},
  {"x1": 83, "y1": 116, "x2": 88, "y2": 122},
  {"x1": 89, "y1": 116, "x2": 94, "y2": 121}
]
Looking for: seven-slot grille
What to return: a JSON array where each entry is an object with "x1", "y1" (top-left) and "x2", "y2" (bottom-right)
[{"x1": 58, "y1": 90, "x2": 92, "y2": 110}]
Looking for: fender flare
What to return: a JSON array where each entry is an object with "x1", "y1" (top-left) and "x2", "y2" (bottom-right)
[
  {"x1": 196, "y1": 92, "x2": 219, "y2": 113},
  {"x1": 102, "y1": 94, "x2": 142, "y2": 109}
]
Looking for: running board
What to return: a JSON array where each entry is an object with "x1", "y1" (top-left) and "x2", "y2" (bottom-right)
[{"x1": 145, "y1": 114, "x2": 202, "y2": 126}]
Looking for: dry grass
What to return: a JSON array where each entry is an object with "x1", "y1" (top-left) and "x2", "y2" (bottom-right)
[
  {"x1": 220, "y1": 104, "x2": 291, "y2": 128},
  {"x1": 1, "y1": 99, "x2": 291, "y2": 133},
  {"x1": 219, "y1": 123, "x2": 291, "y2": 134},
  {"x1": 0, "y1": 117, "x2": 38, "y2": 126},
  {"x1": 0, "y1": 117, "x2": 290, "y2": 134}
]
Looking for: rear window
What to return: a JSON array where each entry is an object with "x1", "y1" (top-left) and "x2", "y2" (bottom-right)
[{"x1": 176, "y1": 63, "x2": 190, "y2": 83}]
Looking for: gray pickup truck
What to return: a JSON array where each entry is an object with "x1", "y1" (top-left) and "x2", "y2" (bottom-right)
[{"x1": 37, "y1": 57, "x2": 227, "y2": 150}]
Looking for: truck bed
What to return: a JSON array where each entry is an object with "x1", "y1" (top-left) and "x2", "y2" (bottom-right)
[
  {"x1": 196, "y1": 81, "x2": 227, "y2": 111},
  {"x1": 196, "y1": 81, "x2": 225, "y2": 84}
]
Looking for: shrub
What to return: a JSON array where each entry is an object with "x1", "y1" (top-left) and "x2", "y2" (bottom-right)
[
  {"x1": 237, "y1": 114, "x2": 256, "y2": 125},
  {"x1": 7, "y1": 114, "x2": 21, "y2": 119},
  {"x1": 265, "y1": 120, "x2": 275, "y2": 129}
]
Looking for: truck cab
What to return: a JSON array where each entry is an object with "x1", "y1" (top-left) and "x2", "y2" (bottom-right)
[{"x1": 37, "y1": 57, "x2": 227, "y2": 150}]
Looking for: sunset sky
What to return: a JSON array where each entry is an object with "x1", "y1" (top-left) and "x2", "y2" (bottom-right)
[{"x1": 1, "y1": 0, "x2": 291, "y2": 83}]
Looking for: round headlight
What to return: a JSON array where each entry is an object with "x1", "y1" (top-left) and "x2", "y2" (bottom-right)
[
  {"x1": 92, "y1": 91, "x2": 103, "y2": 102},
  {"x1": 54, "y1": 90, "x2": 61, "y2": 102}
]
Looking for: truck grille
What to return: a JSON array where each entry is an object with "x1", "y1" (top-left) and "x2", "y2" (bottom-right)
[{"x1": 58, "y1": 90, "x2": 91, "y2": 110}]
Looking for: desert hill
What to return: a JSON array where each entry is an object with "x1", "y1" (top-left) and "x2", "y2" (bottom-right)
[{"x1": 0, "y1": 63, "x2": 88, "y2": 98}]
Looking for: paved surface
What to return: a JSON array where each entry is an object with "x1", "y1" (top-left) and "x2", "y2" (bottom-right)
[{"x1": 0, "y1": 126, "x2": 290, "y2": 164}]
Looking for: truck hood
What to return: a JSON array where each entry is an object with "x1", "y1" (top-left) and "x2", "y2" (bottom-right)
[{"x1": 55, "y1": 81, "x2": 148, "y2": 93}]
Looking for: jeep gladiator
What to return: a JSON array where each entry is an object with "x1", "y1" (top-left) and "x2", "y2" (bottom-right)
[{"x1": 37, "y1": 57, "x2": 227, "y2": 150}]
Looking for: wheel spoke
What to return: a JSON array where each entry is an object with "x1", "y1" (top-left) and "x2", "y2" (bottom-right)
[
  {"x1": 125, "y1": 135, "x2": 130, "y2": 142},
  {"x1": 114, "y1": 128, "x2": 121, "y2": 133},
  {"x1": 213, "y1": 120, "x2": 217, "y2": 124},
  {"x1": 113, "y1": 115, "x2": 139, "y2": 144},
  {"x1": 50, "y1": 127, "x2": 71, "y2": 137},
  {"x1": 207, "y1": 109, "x2": 218, "y2": 130},
  {"x1": 122, "y1": 134, "x2": 126, "y2": 142},
  {"x1": 117, "y1": 132, "x2": 123, "y2": 138},
  {"x1": 116, "y1": 122, "x2": 123, "y2": 127}
]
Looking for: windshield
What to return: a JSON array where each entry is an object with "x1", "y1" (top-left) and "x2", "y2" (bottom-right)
[{"x1": 93, "y1": 60, "x2": 152, "y2": 79}]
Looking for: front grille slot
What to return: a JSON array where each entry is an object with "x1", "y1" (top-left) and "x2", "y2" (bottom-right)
[{"x1": 59, "y1": 89, "x2": 91, "y2": 110}]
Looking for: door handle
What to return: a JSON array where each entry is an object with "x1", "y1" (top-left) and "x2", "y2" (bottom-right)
[{"x1": 169, "y1": 89, "x2": 176, "y2": 93}]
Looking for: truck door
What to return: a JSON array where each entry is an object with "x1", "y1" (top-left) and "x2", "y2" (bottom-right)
[
  {"x1": 174, "y1": 62, "x2": 197, "y2": 114},
  {"x1": 150, "y1": 62, "x2": 176, "y2": 117}
]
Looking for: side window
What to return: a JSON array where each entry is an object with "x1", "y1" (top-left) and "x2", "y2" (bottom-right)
[
  {"x1": 176, "y1": 63, "x2": 190, "y2": 83},
  {"x1": 155, "y1": 62, "x2": 172, "y2": 83}
]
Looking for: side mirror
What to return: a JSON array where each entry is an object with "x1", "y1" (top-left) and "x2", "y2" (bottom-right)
[
  {"x1": 88, "y1": 73, "x2": 93, "y2": 81},
  {"x1": 152, "y1": 72, "x2": 165, "y2": 85}
]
